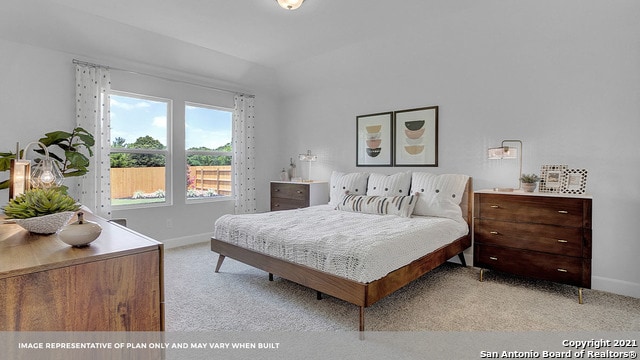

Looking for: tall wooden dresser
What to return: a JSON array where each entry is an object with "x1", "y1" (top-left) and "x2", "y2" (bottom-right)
[
  {"x1": 0, "y1": 213, "x2": 164, "y2": 331},
  {"x1": 473, "y1": 190, "x2": 592, "y2": 303},
  {"x1": 270, "y1": 181, "x2": 329, "y2": 211}
]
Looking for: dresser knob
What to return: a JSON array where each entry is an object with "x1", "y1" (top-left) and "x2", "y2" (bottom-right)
[
  {"x1": 490, "y1": 205, "x2": 500, "y2": 208},
  {"x1": 274, "y1": 188, "x2": 280, "y2": 192},
  {"x1": 490, "y1": 231, "x2": 499, "y2": 235},
  {"x1": 557, "y1": 239, "x2": 568, "y2": 243},
  {"x1": 557, "y1": 210, "x2": 568, "y2": 214},
  {"x1": 296, "y1": 190, "x2": 302, "y2": 194},
  {"x1": 489, "y1": 256, "x2": 498, "y2": 261},
  {"x1": 274, "y1": 204, "x2": 280, "y2": 207},
  {"x1": 557, "y1": 268, "x2": 568, "y2": 272}
]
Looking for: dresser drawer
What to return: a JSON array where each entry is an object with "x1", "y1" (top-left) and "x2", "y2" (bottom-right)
[
  {"x1": 474, "y1": 219, "x2": 584, "y2": 257},
  {"x1": 270, "y1": 198, "x2": 307, "y2": 211},
  {"x1": 271, "y1": 182, "x2": 308, "y2": 201},
  {"x1": 474, "y1": 244, "x2": 588, "y2": 287},
  {"x1": 476, "y1": 193, "x2": 585, "y2": 227}
]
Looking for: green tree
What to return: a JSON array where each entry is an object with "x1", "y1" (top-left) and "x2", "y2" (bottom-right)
[{"x1": 129, "y1": 136, "x2": 165, "y2": 167}]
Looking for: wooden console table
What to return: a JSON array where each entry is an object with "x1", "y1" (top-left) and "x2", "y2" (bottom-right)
[{"x1": 0, "y1": 213, "x2": 164, "y2": 331}]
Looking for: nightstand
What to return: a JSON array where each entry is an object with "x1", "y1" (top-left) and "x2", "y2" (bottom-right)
[
  {"x1": 270, "y1": 181, "x2": 329, "y2": 211},
  {"x1": 473, "y1": 190, "x2": 592, "y2": 303}
]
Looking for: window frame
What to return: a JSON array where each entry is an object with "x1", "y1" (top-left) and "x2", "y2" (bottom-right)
[
  {"x1": 108, "y1": 90, "x2": 173, "y2": 209},
  {"x1": 185, "y1": 101, "x2": 234, "y2": 204}
]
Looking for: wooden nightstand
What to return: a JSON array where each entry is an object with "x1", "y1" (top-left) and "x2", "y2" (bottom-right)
[
  {"x1": 473, "y1": 190, "x2": 592, "y2": 303},
  {"x1": 270, "y1": 181, "x2": 329, "y2": 211}
]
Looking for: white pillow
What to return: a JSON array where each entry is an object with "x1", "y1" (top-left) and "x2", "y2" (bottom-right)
[
  {"x1": 366, "y1": 172, "x2": 412, "y2": 196},
  {"x1": 329, "y1": 171, "x2": 369, "y2": 206},
  {"x1": 336, "y1": 194, "x2": 418, "y2": 218},
  {"x1": 410, "y1": 173, "x2": 469, "y2": 220}
]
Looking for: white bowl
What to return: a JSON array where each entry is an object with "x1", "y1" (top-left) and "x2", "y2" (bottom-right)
[{"x1": 13, "y1": 211, "x2": 75, "y2": 235}]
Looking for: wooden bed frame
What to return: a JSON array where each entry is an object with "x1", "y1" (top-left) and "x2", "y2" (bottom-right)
[{"x1": 211, "y1": 178, "x2": 472, "y2": 331}]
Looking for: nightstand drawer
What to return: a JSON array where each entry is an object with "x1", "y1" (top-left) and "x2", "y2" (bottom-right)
[
  {"x1": 475, "y1": 244, "x2": 587, "y2": 287},
  {"x1": 271, "y1": 182, "x2": 308, "y2": 201},
  {"x1": 474, "y1": 219, "x2": 583, "y2": 257},
  {"x1": 477, "y1": 193, "x2": 585, "y2": 227},
  {"x1": 270, "y1": 198, "x2": 307, "y2": 211}
]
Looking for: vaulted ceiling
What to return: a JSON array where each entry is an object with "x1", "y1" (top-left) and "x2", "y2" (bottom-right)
[{"x1": 2, "y1": 0, "x2": 475, "y2": 71}]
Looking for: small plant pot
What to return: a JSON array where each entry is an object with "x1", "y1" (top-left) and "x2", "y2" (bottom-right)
[{"x1": 522, "y1": 183, "x2": 537, "y2": 192}]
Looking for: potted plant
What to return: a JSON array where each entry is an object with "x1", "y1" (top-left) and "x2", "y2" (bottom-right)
[
  {"x1": 520, "y1": 173, "x2": 540, "y2": 192},
  {"x1": 2, "y1": 188, "x2": 80, "y2": 234}
]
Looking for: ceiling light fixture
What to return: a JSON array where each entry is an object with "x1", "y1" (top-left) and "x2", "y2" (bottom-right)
[{"x1": 276, "y1": 0, "x2": 304, "y2": 10}]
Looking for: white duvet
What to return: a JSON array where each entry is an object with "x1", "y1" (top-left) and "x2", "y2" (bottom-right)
[{"x1": 213, "y1": 205, "x2": 469, "y2": 283}]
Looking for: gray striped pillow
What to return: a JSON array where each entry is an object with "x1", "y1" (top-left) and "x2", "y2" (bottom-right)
[{"x1": 336, "y1": 193, "x2": 418, "y2": 218}]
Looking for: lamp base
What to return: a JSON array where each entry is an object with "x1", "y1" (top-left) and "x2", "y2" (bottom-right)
[{"x1": 493, "y1": 187, "x2": 515, "y2": 192}]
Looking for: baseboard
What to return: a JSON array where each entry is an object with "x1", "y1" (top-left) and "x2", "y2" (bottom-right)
[
  {"x1": 592, "y1": 276, "x2": 640, "y2": 299},
  {"x1": 162, "y1": 233, "x2": 210, "y2": 249}
]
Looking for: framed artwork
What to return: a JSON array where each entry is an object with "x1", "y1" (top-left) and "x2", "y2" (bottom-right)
[
  {"x1": 539, "y1": 165, "x2": 568, "y2": 193},
  {"x1": 356, "y1": 112, "x2": 393, "y2": 166},
  {"x1": 393, "y1": 106, "x2": 438, "y2": 166},
  {"x1": 560, "y1": 168, "x2": 588, "y2": 195}
]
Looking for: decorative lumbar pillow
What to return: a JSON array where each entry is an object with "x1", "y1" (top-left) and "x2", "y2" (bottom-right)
[
  {"x1": 410, "y1": 173, "x2": 469, "y2": 220},
  {"x1": 329, "y1": 171, "x2": 369, "y2": 206},
  {"x1": 366, "y1": 172, "x2": 412, "y2": 196},
  {"x1": 336, "y1": 193, "x2": 418, "y2": 218}
]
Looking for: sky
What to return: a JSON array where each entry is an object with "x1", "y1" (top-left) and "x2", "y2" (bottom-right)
[{"x1": 110, "y1": 94, "x2": 232, "y2": 149}]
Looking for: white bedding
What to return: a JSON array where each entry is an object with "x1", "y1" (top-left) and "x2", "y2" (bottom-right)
[{"x1": 213, "y1": 205, "x2": 469, "y2": 283}]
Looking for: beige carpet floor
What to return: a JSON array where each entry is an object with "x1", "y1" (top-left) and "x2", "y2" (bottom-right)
[{"x1": 164, "y1": 242, "x2": 640, "y2": 332}]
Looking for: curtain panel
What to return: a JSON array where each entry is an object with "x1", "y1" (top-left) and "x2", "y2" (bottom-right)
[
  {"x1": 75, "y1": 64, "x2": 112, "y2": 218},
  {"x1": 232, "y1": 95, "x2": 257, "y2": 214}
]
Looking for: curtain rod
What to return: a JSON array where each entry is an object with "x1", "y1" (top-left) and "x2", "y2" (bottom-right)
[{"x1": 72, "y1": 59, "x2": 255, "y2": 98}]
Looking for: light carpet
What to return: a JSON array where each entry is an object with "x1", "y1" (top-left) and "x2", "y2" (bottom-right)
[{"x1": 164, "y1": 242, "x2": 640, "y2": 332}]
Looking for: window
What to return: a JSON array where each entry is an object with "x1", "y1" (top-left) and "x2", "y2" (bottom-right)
[
  {"x1": 109, "y1": 92, "x2": 171, "y2": 207},
  {"x1": 185, "y1": 103, "x2": 233, "y2": 201}
]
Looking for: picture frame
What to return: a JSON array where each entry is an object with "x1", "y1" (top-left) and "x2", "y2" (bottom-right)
[
  {"x1": 560, "y1": 168, "x2": 588, "y2": 195},
  {"x1": 393, "y1": 106, "x2": 438, "y2": 167},
  {"x1": 539, "y1": 165, "x2": 568, "y2": 193},
  {"x1": 356, "y1": 112, "x2": 393, "y2": 166}
]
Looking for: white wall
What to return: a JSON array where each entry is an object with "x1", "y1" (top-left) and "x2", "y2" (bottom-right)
[{"x1": 275, "y1": 1, "x2": 640, "y2": 298}]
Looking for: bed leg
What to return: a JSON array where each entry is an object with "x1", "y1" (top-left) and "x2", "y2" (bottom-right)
[
  {"x1": 269, "y1": 273, "x2": 274, "y2": 281},
  {"x1": 317, "y1": 291, "x2": 322, "y2": 300},
  {"x1": 359, "y1": 306, "x2": 365, "y2": 332},
  {"x1": 457, "y1": 253, "x2": 467, "y2": 267},
  {"x1": 215, "y1": 255, "x2": 226, "y2": 273}
]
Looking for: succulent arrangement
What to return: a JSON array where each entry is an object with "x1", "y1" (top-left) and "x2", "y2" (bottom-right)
[
  {"x1": 519, "y1": 173, "x2": 540, "y2": 184},
  {"x1": 2, "y1": 188, "x2": 80, "y2": 219}
]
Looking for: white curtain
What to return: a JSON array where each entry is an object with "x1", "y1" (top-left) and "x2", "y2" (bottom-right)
[
  {"x1": 75, "y1": 64, "x2": 112, "y2": 218},
  {"x1": 232, "y1": 95, "x2": 257, "y2": 214}
]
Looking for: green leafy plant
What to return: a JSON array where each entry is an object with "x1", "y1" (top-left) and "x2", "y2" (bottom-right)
[
  {"x1": 519, "y1": 173, "x2": 540, "y2": 183},
  {"x1": 0, "y1": 127, "x2": 94, "y2": 190},
  {"x1": 2, "y1": 188, "x2": 80, "y2": 219}
]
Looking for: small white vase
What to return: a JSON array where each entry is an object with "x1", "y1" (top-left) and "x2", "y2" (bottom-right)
[{"x1": 58, "y1": 212, "x2": 102, "y2": 247}]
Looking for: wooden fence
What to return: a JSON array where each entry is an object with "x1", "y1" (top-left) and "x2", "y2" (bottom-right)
[{"x1": 110, "y1": 166, "x2": 232, "y2": 199}]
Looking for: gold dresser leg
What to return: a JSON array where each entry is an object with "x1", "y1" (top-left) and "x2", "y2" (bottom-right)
[
  {"x1": 578, "y1": 288, "x2": 584, "y2": 304},
  {"x1": 479, "y1": 268, "x2": 485, "y2": 282}
]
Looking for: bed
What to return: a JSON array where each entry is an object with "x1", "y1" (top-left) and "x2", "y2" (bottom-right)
[{"x1": 211, "y1": 172, "x2": 472, "y2": 331}]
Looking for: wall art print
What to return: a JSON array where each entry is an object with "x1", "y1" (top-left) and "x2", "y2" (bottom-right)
[
  {"x1": 393, "y1": 106, "x2": 438, "y2": 167},
  {"x1": 356, "y1": 112, "x2": 393, "y2": 166}
]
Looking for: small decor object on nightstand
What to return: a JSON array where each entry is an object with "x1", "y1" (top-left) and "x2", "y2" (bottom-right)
[
  {"x1": 561, "y1": 168, "x2": 588, "y2": 195},
  {"x1": 58, "y1": 212, "x2": 102, "y2": 247},
  {"x1": 2, "y1": 188, "x2": 80, "y2": 234},
  {"x1": 519, "y1": 173, "x2": 540, "y2": 192},
  {"x1": 539, "y1": 165, "x2": 568, "y2": 193}
]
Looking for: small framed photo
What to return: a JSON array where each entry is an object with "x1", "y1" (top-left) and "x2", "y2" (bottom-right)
[
  {"x1": 560, "y1": 168, "x2": 588, "y2": 195},
  {"x1": 393, "y1": 106, "x2": 438, "y2": 167},
  {"x1": 356, "y1": 112, "x2": 393, "y2": 166},
  {"x1": 539, "y1": 165, "x2": 567, "y2": 193}
]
